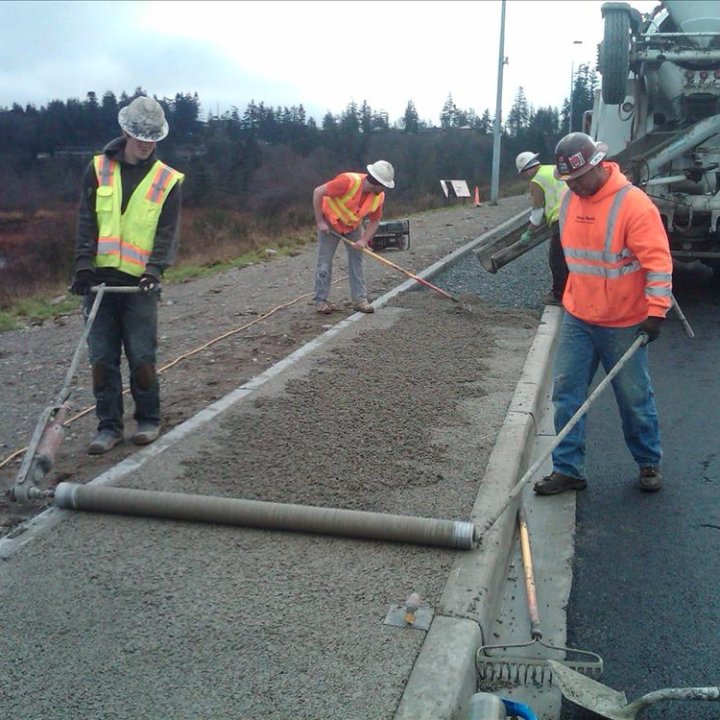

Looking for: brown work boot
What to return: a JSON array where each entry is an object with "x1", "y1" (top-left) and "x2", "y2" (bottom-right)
[
  {"x1": 533, "y1": 471, "x2": 587, "y2": 495},
  {"x1": 542, "y1": 291, "x2": 562, "y2": 306},
  {"x1": 353, "y1": 299, "x2": 375, "y2": 314},
  {"x1": 638, "y1": 466, "x2": 662, "y2": 492},
  {"x1": 315, "y1": 301, "x2": 333, "y2": 315}
]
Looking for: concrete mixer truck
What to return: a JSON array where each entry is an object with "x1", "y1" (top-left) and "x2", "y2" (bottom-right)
[{"x1": 590, "y1": 1, "x2": 720, "y2": 273}]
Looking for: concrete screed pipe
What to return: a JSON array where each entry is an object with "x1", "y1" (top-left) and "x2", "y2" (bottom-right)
[{"x1": 54, "y1": 483, "x2": 477, "y2": 550}]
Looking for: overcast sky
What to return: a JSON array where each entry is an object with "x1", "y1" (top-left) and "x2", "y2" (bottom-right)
[{"x1": 1, "y1": 0, "x2": 659, "y2": 125}]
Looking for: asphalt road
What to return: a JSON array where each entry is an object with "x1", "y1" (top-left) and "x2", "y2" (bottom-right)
[
  {"x1": 438, "y1": 248, "x2": 720, "y2": 719},
  {"x1": 559, "y1": 262, "x2": 720, "y2": 720}
]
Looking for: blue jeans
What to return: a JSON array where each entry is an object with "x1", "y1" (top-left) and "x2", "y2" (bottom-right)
[
  {"x1": 551, "y1": 311, "x2": 662, "y2": 479},
  {"x1": 313, "y1": 227, "x2": 367, "y2": 303},
  {"x1": 83, "y1": 291, "x2": 160, "y2": 434}
]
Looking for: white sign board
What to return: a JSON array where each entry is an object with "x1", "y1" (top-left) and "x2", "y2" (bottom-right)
[
  {"x1": 449, "y1": 180, "x2": 471, "y2": 198},
  {"x1": 439, "y1": 179, "x2": 471, "y2": 198}
]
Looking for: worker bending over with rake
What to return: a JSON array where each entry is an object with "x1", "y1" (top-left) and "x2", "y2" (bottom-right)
[
  {"x1": 70, "y1": 96, "x2": 184, "y2": 455},
  {"x1": 515, "y1": 150, "x2": 568, "y2": 306},
  {"x1": 534, "y1": 132, "x2": 672, "y2": 496},
  {"x1": 312, "y1": 160, "x2": 395, "y2": 315}
]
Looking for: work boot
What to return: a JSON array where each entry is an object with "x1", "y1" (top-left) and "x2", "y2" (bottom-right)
[
  {"x1": 132, "y1": 422, "x2": 160, "y2": 446},
  {"x1": 542, "y1": 291, "x2": 562, "y2": 306},
  {"x1": 88, "y1": 430, "x2": 123, "y2": 456},
  {"x1": 638, "y1": 466, "x2": 662, "y2": 492},
  {"x1": 533, "y1": 471, "x2": 587, "y2": 495},
  {"x1": 353, "y1": 299, "x2": 375, "y2": 314},
  {"x1": 315, "y1": 301, "x2": 333, "y2": 315}
]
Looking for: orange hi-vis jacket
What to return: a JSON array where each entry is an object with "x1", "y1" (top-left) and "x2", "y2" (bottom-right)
[
  {"x1": 322, "y1": 173, "x2": 384, "y2": 234},
  {"x1": 558, "y1": 162, "x2": 673, "y2": 327}
]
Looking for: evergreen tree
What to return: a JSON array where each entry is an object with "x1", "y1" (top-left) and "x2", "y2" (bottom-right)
[
  {"x1": 506, "y1": 87, "x2": 531, "y2": 136},
  {"x1": 402, "y1": 100, "x2": 419, "y2": 133}
]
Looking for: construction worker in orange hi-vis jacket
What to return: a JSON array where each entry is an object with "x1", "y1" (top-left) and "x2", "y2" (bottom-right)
[
  {"x1": 533, "y1": 132, "x2": 673, "y2": 497},
  {"x1": 312, "y1": 160, "x2": 395, "y2": 315}
]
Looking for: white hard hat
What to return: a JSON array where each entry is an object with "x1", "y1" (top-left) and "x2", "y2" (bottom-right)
[
  {"x1": 516, "y1": 151, "x2": 541, "y2": 174},
  {"x1": 366, "y1": 160, "x2": 395, "y2": 188},
  {"x1": 118, "y1": 96, "x2": 169, "y2": 142}
]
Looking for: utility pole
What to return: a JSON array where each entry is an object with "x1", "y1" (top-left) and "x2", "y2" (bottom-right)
[
  {"x1": 568, "y1": 40, "x2": 583, "y2": 133},
  {"x1": 489, "y1": 0, "x2": 506, "y2": 205}
]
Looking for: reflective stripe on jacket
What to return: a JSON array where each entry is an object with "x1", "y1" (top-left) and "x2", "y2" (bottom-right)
[
  {"x1": 93, "y1": 155, "x2": 185, "y2": 277},
  {"x1": 558, "y1": 162, "x2": 673, "y2": 327},
  {"x1": 531, "y1": 165, "x2": 566, "y2": 224},
  {"x1": 323, "y1": 173, "x2": 383, "y2": 233}
]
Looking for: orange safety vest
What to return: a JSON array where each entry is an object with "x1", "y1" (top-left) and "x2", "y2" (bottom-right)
[
  {"x1": 322, "y1": 173, "x2": 383, "y2": 234},
  {"x1": 558, "y1": 162, "x2": 672, "y2": 327}
]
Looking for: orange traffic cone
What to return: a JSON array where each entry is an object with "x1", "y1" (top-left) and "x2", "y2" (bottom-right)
[{"x1": 473, "y1": 186, "x2": 481, "y2": 207}]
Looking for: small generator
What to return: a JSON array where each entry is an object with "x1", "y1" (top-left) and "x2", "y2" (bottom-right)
[{"x1": 371, "y1": 219, "x2": 410, "y2": 251}]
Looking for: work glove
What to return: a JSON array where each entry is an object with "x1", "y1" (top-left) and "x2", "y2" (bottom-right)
[
  {"x1": 69, "y1": 269, "x2": 97, "y2": 296},
  {"x1": 637, "y1": 316, "x2": 663, "y2": 344},
  {"x1": 519, "y1": 230, "x2": 533, "y2": 245},
  {"x1": 138, "y1": 273, "x2": 162, "y2": 295}
]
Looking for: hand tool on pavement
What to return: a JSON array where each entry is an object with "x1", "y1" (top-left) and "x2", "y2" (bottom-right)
[
  {"x1": 383, "y1": 591, "x2": 433, "y2": 631},
  {"x1": 476, "y1": 504, "x2": 603, "y2": 685},
  {"x1": 549, "y1": 659, "x2": 720, "y2": 719},
  {"x1": 477, "y1": 333, "x2": 647, "y2": 538},
  {"x1": 10, "y1": 285, "x2": 139, "y2": 503},
  {"x1": 330, "y1": 230, "x2": 464, "y2": 306}
]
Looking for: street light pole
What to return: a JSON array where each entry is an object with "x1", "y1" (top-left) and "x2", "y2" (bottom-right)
[
  {"x1": 568, "y1": 40, "x2": 583, "y2": 133},
  {"x1": 489, "y1": 0, "x2": 506, "y2": 205},
  {"x1": 569, "y1": 60, "x2": 575, "y2": 133}
]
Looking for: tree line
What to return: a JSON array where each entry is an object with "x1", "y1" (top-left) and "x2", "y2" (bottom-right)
[{"x1": 0, "y1": 66, "x2": 597, "y2": 217}]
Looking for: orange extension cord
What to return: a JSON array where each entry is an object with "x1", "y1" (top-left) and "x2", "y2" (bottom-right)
[{"x1": 0, "y1": 277, "x2": 347, "y2": 472}]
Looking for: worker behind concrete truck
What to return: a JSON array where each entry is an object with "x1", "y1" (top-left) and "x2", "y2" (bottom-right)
[
  {"x1": 69, "y1": 96, "x2": 184, "y2": 456},
  {"x1": 312, "y1": 160, "x2": 395, "y2": 315},
  {"x1": 515, "y1": 151, "x2": 569, "y2": 306}
]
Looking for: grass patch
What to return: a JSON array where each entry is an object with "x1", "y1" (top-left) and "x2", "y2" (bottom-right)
[
  {"x1": 0, "y1": 293, "x2": 79, "y2": 332},
  {"x1": 0, "y1": 232, "x2": 316, "y2": 330}
]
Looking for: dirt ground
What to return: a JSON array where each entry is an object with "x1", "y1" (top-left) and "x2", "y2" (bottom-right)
[{"x1": 0, "y1": 195, "x2": 531, "y2": 537}]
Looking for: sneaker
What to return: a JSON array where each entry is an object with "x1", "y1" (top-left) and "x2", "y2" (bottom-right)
[
  {"x1": 542, "y1": 291, "x2": 562, "y2": 306},
  {"x1": 533, "y1": 471, "x2": 587, "y2": 495},
  {"x1": 315, "y1": 301, "x2": 333, "y2": 315},
  {"x1": 638, "y1": 466, "x2": 662, "y2": 492},
  {"x1": 353, "y1": 299, "x2": 375, "y2": 314},
  {"x1": 88, "y1": 430, "x2": 123, "y2": 455},
  {"x1": 132, "y1": 422, "x2": 160, "y2": 446}
]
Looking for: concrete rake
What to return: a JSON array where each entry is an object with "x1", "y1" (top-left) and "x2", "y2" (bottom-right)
[{"x1": 476, "y1": 505, "x2": 603, "y2": 686}]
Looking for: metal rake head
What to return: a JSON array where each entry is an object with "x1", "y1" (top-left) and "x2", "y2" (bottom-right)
[{"x1": 477, "y1": 650, "x2": 604, "y2": 687}]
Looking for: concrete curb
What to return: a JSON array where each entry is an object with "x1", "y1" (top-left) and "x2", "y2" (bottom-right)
[{"x1": 395, "y1": 307, "x2": 562, "y2": 720}]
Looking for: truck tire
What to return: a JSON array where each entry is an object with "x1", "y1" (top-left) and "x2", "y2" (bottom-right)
[{"x1": 601, "y1": 9, "x2": 631, "y2": 105}]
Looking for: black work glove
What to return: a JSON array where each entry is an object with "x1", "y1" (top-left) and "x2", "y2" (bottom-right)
[
  {"x1": 637, "y1": 316, "x2": 663, "y2": 344},
  {"x1": 69, "y1": 269, "x2": 97, "y2": 296},
  {"x1": 138, "y1": 273, "x2": 162, "y2": 295}
]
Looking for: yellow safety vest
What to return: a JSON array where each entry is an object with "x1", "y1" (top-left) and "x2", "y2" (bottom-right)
[
  {"x1": 531, "y1": 165, "x2": 566, "y2": 225},
  {"x1": 323, "y1": 173, "x2": 383, "y2": 233},
  {"x1": 93, "y1": 155, "x2": 184, "y2": 276}
]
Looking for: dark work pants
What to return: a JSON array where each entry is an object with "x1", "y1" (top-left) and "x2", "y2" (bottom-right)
[
  {"x1": 549, "y1": 223, "x2": 568, "y2": 300},
  {"x1": 83, "y1": 291, "x2": 160, "y2": 434}
]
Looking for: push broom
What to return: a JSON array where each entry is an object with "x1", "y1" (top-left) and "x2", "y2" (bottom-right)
[{"x1": 476, "y1": 504, "x2": 603, "y2": 685}]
